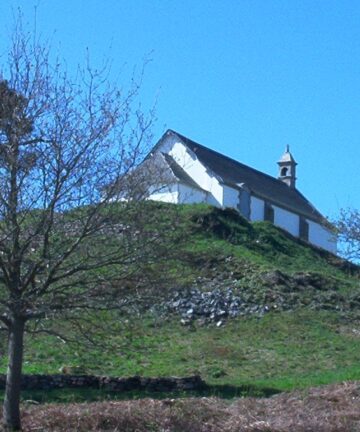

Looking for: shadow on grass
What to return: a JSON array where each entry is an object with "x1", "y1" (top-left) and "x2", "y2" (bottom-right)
[
  {"x1": 0, "y1": 384, "x2": 282, "y2": 404},
  {"x1": 204, "y1": 383, "x2": 282, "y2": 398}
]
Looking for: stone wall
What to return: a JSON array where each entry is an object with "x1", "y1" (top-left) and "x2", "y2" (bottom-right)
[{"x1": 0, "y1": 374, "x2": 206, "y2": 392}]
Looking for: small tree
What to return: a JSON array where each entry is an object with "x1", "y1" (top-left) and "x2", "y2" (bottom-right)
[
  {"x1": 335, "y1": 208, "x2": 360, "y2": 263},
  {"x1": 0, "y1": 19, "x2": 169, "y2": 431}
]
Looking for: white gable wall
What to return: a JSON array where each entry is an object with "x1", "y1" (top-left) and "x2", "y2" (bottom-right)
[{"x1": 168, "y1": 141, "x2": 224, "y2": 206}]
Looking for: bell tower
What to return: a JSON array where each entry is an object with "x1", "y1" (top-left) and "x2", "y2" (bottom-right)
[{"x1": 277, "y1": 145, "x2": 297, "y2": 188}]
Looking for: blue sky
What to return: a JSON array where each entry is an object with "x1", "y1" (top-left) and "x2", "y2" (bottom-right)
[{"x1": 0, "y1": 0, "x2": 359, "y2": 218}]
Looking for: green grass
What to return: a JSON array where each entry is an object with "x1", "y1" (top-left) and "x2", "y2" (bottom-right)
[
  {"x1": 1, "y1": 309, "x2": 360, "y2": 394},
  {"x1": 0, "y1": 203, "x2": 359, "y2": 401},
  {"x1": 167, "y1": 204, "x2": 357, "y2": 282}
]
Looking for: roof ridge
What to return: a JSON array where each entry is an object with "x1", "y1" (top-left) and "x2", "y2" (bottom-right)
[
  {"x1": 166, "y1": 129, "x2": 324, "y2": 223},
  {"x1": 169, "y1": 129, "x2": 295, "y2": 191}
]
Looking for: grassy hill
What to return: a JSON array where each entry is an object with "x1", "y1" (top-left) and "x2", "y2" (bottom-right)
[{"x1": 0, "y1": 202, "x2": 359, "y2": 397}]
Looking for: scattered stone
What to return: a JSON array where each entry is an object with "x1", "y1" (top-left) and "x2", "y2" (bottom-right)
[
  {"x1": 180, "y1": 318, "x2": 191, "y2": 326},
  {"x1": 153, "y1": 270, "x2": 360, "y2": 325}
]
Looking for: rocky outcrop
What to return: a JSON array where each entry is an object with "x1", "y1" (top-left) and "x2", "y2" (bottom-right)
[{"x1": 155, "y1": 270, "x2": 357, "y2": 325}]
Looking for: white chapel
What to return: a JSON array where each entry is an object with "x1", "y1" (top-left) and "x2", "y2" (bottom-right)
[{"x1": 136, "y1": 130, "x2": 336, "y2": 253}]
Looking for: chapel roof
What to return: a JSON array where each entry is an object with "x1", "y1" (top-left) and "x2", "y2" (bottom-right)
[{"x1": 156, "y1": 130, "x2": 325, "y2": 224}]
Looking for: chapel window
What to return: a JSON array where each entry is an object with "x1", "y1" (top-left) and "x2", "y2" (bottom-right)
[
  {"x1": 299, "y1": 217, "x2": 309, "y2": 241},
  {"x1": 264, "y1": 202, "x2": 274, "y2": 223}
]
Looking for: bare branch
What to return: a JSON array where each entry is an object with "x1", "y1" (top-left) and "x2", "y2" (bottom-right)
[
  {"x1": 334, "y1": 208, "x2": 360, "y2": 263},
  {"x1": 0, "y1": 14, "x2": 178, "y2": 431}
]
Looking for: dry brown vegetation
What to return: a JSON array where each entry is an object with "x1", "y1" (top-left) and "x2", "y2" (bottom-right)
[{"x1": 2, "y1": 381, "x2": 360, "y2": 431}]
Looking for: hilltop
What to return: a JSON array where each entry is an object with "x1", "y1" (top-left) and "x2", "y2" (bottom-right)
[
  {"x1": 150, "y1": 204, "x2": 358, "y2": 324},
  {"x1": 0, "y1": 202, "x2": 359, "y2": 394}
]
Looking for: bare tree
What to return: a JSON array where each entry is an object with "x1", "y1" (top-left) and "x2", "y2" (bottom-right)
[
  {"x1": 0, "y1": 18, "x2": 173, "y2": 430},
  {"x1": 335, "y1": 208, "x2": 360, "y2": 263}
]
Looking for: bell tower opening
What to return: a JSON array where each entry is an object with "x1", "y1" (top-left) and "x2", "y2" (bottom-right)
[{"x1": 280, "y1": 167, "x2": 288, "y2": 177}]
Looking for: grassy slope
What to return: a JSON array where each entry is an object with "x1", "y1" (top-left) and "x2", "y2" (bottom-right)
[
  {"x1": 9, "y1": 310, "x2": 360, "y2": 392},
  {"x1": 0, "y1": 203, "x2": 359, "y2": 394}
]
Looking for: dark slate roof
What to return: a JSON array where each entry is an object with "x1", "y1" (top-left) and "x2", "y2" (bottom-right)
[
  {"x1": 159, "y1": 130, "x2": 325, "y2": 223},
  {"x1": 162, "y1": 153, "x2": 206, "y2": 191}
]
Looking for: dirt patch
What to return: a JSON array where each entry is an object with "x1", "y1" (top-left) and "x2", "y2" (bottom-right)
[{"x1": 2, "y1": 381, "x2": 360, "y2": 431}]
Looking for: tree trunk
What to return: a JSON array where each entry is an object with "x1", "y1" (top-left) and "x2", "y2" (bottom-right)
[{"x1": 2, "y1": 318, "x2": 25, "y2": 431}]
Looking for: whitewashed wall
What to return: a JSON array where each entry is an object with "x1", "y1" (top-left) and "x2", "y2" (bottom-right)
[
  {"x1": 223, "y1": 185, "x2": 251, "y2": 219},
  {"x1": 178, "y1": 184, "x2": 208, "y2": 204},
  {"x1": 149, "y1": 184, "x2": 178, "y2": 203},
  {"x1": 222, "y1": 185, "x2": 239, "y2": 208},
  {"x1": 307, "y1": 220, "x2": 337, "y2": 253},
  {"x1": 250, "y1": 196, "x2": 265, "y2": 221},
  {"x1": 273, "y1": 206, "x2": 299, "y2": 237},
  {"x1": 168, "y1": 141, "x2": 224, "y2": 205}
]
